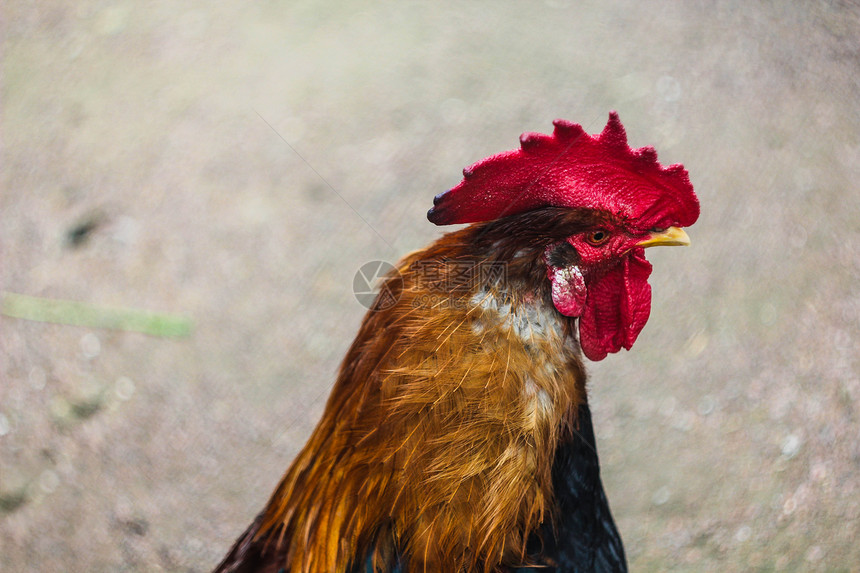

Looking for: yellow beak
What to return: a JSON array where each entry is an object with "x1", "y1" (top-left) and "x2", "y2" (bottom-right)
[{"x1": 637, "y1": 226, "x2": 691, "y2": 248}]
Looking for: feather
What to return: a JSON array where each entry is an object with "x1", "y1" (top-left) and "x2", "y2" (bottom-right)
[{"x1": 216, "y1": 212, "x2": 601, "y2": 572}]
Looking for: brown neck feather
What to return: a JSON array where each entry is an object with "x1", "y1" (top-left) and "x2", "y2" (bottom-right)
[{"x1": 246, "y1": 207, "x2": 599, "y2": 573}]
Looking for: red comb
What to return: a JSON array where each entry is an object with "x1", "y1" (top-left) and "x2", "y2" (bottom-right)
[{"x1": 428, "y1": 112, "x2": 699, "y2": 233}]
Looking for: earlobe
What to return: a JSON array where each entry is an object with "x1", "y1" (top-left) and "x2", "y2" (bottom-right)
[{"x1": 549, "y1": 264, "x2": 587, "y2": 317}]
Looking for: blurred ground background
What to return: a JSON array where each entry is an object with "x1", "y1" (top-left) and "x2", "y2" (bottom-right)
[{"x1": 2, "y1": 1, "x2": 859, "y2": 571}]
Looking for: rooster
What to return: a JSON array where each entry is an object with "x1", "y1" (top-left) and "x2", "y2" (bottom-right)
[{"x1": 215, "y1": 112, "x2": 699, "y2": 573}]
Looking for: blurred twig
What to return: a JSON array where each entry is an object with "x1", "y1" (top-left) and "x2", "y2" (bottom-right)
[{"x1": 1, "y1": 292, "x2": 192, "y2": 338}]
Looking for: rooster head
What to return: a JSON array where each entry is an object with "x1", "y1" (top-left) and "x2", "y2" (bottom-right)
[{"x1": 427, "y1": 112, "x2": 700, "y2": 361}]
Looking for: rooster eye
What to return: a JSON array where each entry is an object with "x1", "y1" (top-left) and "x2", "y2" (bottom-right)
[{"x1": 586, "y1": 230, "x2": 610, "y2": 246}]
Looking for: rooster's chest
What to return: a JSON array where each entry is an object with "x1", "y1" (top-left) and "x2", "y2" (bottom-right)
[{"x1": 466, "y1": 288, "x2": 581, "y2": 432}]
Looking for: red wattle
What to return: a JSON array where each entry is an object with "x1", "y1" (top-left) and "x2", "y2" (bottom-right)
[{"x1": 578, "y1": 249, "x2": 653, "y2": 361}]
